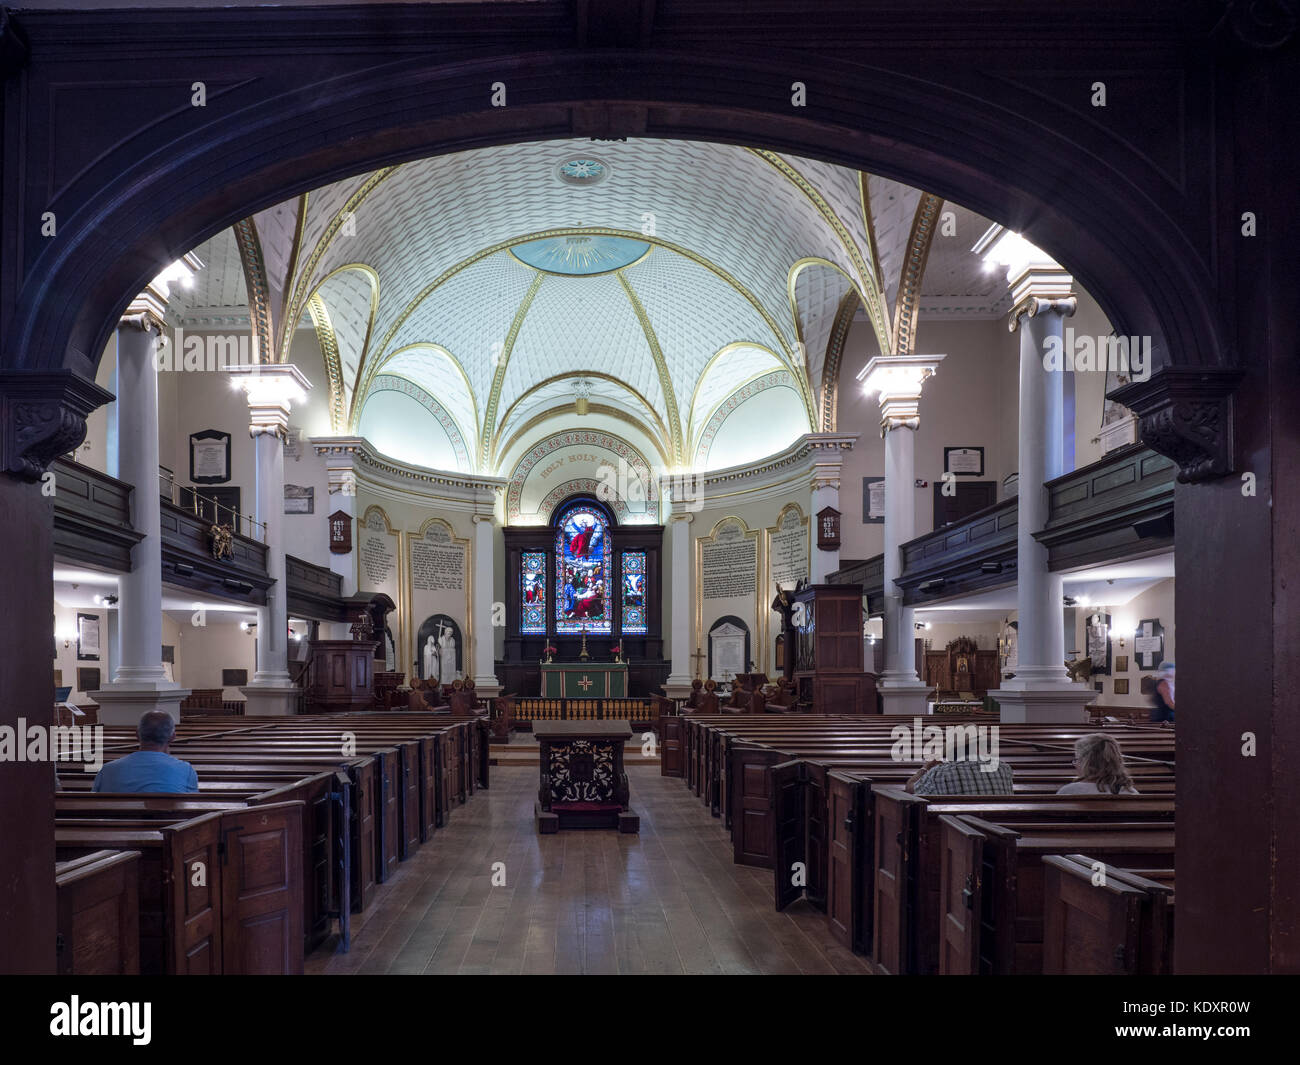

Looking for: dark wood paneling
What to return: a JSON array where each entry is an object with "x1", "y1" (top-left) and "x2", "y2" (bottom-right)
[
  {"x1": 51, "y1": 458, "x2": 142, "y2": 571},
  {"x1": 286, "y1": 554, "x2": 348, "y2": 622}
]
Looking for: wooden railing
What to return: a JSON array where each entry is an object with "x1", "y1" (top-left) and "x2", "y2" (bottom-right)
[{"x1": 512, "y1": 698, "x2": 657, "y2": 724}]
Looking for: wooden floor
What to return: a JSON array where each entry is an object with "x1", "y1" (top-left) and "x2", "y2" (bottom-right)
[{"x1": 306, "y1": 765, "x2": 872, "y2": 975}]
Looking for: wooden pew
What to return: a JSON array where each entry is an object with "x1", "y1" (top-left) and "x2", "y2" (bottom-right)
[
  {"x1": 932, "y1": 814, "x2": 1175, "y2": 975},
  {"x1": 55, "y1": 850, "x2": 141, "y2": 975},
  {"x1": 55, "y1": 801, "x2": 304, "y2": 975},
  {"x1": 1040, "y1": 853, "x2": 1174, "y2": 974}
]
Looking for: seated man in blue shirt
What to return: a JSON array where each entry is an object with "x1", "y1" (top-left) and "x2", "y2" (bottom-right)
[{"x1": 93, "y1": 710, "x2": 198, "y2": 793}]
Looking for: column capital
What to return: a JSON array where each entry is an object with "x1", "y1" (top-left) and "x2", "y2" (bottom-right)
[
  {"x1": 1111, "y1": 367, "x2": 1244, "y2": 482},
  {"x1": 0, "y1": 370, "x2": 113, "y2": 482},
  {"x1": 667, "y1": 511, "x2": 695, "y2": 525},
  {"x1": 857, "y1": 354, "x2": 945, "y2": 436},
  {"x1": 472, "y1": 513, "x2": 495, "y2": 526},
  {"x1": 227, "y1": 364, "x2": 311, "y2": 438},
  {"x1": 1008, "y1": 294, "x2": 1077, "y2": 333},
  {"x1": 119, "y1": 305, "x2": 166, "y2": 336}
]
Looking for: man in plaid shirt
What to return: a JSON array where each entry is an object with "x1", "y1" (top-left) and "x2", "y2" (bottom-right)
[{"x1": 905, "y1": 756, "x2": 1014, "y2": 795}]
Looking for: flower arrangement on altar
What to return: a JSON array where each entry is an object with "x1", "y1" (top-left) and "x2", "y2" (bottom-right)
[
  {"x1": 610, "y1": 644, "x2": 625, "y2": 664},
  {"x1": 542, "y1": 645, "x2": 558, "y2": 664}
]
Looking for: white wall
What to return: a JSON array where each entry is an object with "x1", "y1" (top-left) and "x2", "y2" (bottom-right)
[{"x1": 1072, "y1": 577, "x2": 1175, "y2": 707}]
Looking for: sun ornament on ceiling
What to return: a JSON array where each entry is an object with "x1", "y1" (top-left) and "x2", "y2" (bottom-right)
[
  {"x1": 556, "y1": 158, "x2": 610, "y2": 186},
  {"x1": 510, "y1": 234, "x2": 650, "y2": 276}
]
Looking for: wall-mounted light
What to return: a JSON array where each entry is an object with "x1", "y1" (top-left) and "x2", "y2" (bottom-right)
[
  {"x1": 914, "y1": 621, "x2": 932, "y2": 631},
  {"x1": 240, "y1": 620, "x2": 258, "y2": 635}
]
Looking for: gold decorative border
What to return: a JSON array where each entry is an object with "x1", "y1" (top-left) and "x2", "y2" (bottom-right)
[
  {"x1": 278, "y1": 167, "x2": 400, "y2": 363},
  {"x1": 300, "y1": 263, "x2": 381, "y2": 430},
  {"x1": 491, "y1": 370, "x2": 670, "y2": 468},
  {"x1": 368, "y1": 373, "x2": 473, "y2": 472},
  {"x1": 750, "y1": 149, "x2": 891, "y2": 356},
  {"x1": 892, "y1": 193, "x2": 945, "y2": 356},
  {"x1": 306, "y1": 294, "x2": 345, "y2": 431},
  {"x1": 693, "y1": 514, "x2": 763, "y2": 679},
  {"x1": 820, "y1": 289, "x2": 861, "y2": 431},
  {"x1": 616, "y1": 270, "x2": 685, "y2": 465},
  {"x1": 232, "y1": 217, "x2": 273, "y2": 366},
  {"x1": 495, "y1": 402, "x2": 671, "y2": 479},
  {"x1": 480, "y1": 272, "x2": 546, "y2": 468}
]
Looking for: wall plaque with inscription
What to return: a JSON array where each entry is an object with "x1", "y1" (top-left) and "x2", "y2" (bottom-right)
[
  {"x1": 702, "y1": 520, "x2": 756, "y2": 600},
  {"x1": 411, "y1": 523, "x2": 466, "y2": 592}
]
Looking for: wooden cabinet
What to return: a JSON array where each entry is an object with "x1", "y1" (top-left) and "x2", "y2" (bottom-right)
[
  {"x1": 793, "y1": 583, "x2": 879, "y2": 713},
  {"x1": 308, "y1": 640, "x2": 376, "y2": 712}
]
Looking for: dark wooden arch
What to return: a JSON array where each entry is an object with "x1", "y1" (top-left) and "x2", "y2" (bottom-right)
[
  {"x1": 2, "y1": 10, "x2": 1234, "y2": 433},
  {"x1": 2, "y1": 2, "x2": 1297, "y2": 977}
]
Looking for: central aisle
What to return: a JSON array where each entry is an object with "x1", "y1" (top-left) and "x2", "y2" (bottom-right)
[{"x1": 306, "y1": 765, "x2": 872, "y2": 975}]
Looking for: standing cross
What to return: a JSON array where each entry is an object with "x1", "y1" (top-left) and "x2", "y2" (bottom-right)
[{"x1": 691, "y1": 646, "x2": 706, "y2": 679}]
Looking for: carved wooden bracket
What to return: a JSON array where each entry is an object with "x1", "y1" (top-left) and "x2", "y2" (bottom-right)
[
  {"x1": 0, "y1": 371, "x2": 114, "y2": 482},
  {"x1": 1110, "y1": 368, "x2": 1244, "y2": 484}
]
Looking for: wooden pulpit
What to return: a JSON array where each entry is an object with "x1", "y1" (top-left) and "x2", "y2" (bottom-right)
[
  {"x1": 308, "y1": 639, "x2": 376, "y2": 712},
  {"x1": 792, "y1": 583, "x2": 878, "y2": 713}
]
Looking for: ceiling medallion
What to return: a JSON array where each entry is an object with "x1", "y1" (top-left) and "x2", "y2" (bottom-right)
[
  {"x1": 510, "y1": 234, "x2": 650, "y2": 276},
  {"x1": 555, "y1": 158, "x2": 610, "y2": 187}
]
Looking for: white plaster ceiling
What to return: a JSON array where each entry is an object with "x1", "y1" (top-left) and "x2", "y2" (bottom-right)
[{"x1": 183, "y1": 138, "x2": 1020, "y2": 477}]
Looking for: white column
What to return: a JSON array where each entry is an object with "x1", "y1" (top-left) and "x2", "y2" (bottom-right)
[
  {"x1": 663, "y1": 511, "x2": 695, "y2": 698},
  {"x1": 90, "y1": 310, "x2": 189, "y2": 724},
  {"x1": 250, "y1": 428, "x2": 291, "y2": 686},
  {"x1": 809, "y1": 477, "x2": 840, "y2": 583},
  {"x1": 228, "y1": 364, "x2": 311, "y2": 716},
  {"x1": 471, "y1": 513, "x2": 501, "y2": 694},
  {"x1": 858, "y1": 355, "x2": 945, "y2": 716},
  {"x1": 977, "y1": 224, "x2": 1091, "y2": 722}
]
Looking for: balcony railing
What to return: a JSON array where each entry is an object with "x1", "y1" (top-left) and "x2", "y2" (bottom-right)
[{"x1": 159, "y1": 471, "x2": 266, "y2": 543}]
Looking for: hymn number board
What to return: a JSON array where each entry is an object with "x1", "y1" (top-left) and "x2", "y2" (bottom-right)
[
  {"x1": 329, "y1": 510, "x2": 352, "y2": 554},
  {"x1": 817, "y1": 506, "x2": 841, "y2": 550}
]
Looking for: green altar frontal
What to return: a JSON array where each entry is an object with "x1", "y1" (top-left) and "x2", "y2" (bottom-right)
[{"x1": 540, "y1": 662, "x2": 628, "y2": 698}]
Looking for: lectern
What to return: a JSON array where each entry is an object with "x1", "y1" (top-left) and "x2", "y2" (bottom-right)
[
  {"x1": 534, "y1": 720, "x2": 639, "y2": 833},
  {"x1": 792, "y1": 583, "x2": 878, "y2": 713}
]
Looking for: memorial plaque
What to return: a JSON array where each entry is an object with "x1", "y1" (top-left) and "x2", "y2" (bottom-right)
[
  {"x1": 411, "y1": 523, "x2": 466, "y2": 592},
  {"x1": 710, "y1": 621, "x2": 747, "y2": 680},
  {"x1": 702, "y1": 520, "x2": 756, "y2": 600},
  {"x1": 769, "y1": 507, "x2": 809, "y2": 588},
  {"x1": 359, "y1": 509, "x2": 397, "y2": 592}
]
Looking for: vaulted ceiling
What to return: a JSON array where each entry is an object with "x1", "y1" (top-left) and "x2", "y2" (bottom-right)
[{"x1": 170, "y1": 137, "x2": 1001, "y2": 475}]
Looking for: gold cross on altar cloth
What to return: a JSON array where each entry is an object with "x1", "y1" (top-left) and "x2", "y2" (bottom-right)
[{"x1": 577, "y1": 675, "x2": 594, "y2": 692}]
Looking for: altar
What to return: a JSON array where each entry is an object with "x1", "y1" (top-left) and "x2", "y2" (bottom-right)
[{"x1": 539, "y1": 661, "x2": 628, "y2": 698}]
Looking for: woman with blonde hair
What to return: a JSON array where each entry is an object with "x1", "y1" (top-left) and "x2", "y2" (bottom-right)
[{"x1": 1056, "y1": 733, "x2": 1139, "y2": 795}]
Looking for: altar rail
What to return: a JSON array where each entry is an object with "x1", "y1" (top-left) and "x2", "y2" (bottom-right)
[{"x1": 513, "y1": 698, "x2": 657, "y2": 728}]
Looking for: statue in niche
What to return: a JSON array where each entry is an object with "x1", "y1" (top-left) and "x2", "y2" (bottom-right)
[{"x1": 421, "y1": 621, "x2": 458, "y2": 687}]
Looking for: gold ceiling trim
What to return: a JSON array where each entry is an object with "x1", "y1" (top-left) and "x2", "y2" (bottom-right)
[
  {"x1": 686, "y1": 341, "x2": 787, "y2": 446},
  {"x1": 351, "y1": 226, "x2": 801, "y2": 422},
  {"x1": 616, "y1": 270, "x2": 684, "y2": 466},
  {"x1": 692, "y1": 366, "x2": 805, "y2": 467},
  {"x1": 480, "y1": 271, "x2": 546, "y2": 467},
  {"x1": 892, "y1": 193, "x2": 945, "y2": 355},
  {"x1": 232, "y1": 217, "x2": 273, "y2": 366},
  {"x1": 786, "y1": 256, "x2": 857, "y2": 392},
  {"x1": 373, "y1": 344, "x2": 481, "y2": 462},
  {"x1": 277, "y1": 193, "x2": 310, "y2": 356},
  {"x1": 820, "y1": 288, "x2": 861, "y2": 432},
  {"x1": 491, "y1": 370, "x2": 670, "y2": 468},
  {"x1": 305, "y1": 294, "x2": 345, "y2": 432},
  {"x1": 495, "y1": 402, "x2": 672, "y2": 476},
  {"x1": 302, "y1": 262, "x2": 381, "y2": 430},
  {"x1": 858, "y1": 173, "x2": 887, "y2": 323},
  {"x1": 278, "y1": 167, "x2": 399, "y2": 363},
  {"x1": 749, "y1": 149, "x2": 891, "y2": 355}
]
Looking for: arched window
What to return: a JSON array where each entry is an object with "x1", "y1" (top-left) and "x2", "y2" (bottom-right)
[{"x1": 555, "y1": 502, "x2": 612, "y2": 634}]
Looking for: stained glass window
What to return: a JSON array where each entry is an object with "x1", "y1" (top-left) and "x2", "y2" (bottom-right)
[
  {"x1": 555, "y1": 504, "x2": 612, "y2": 634},
  {"x1": 520, "y1": 551, "x2": 547, "y2": 634},
  {"x1": 621, "y1": 552, "x2": 647, "y2": 635}
]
